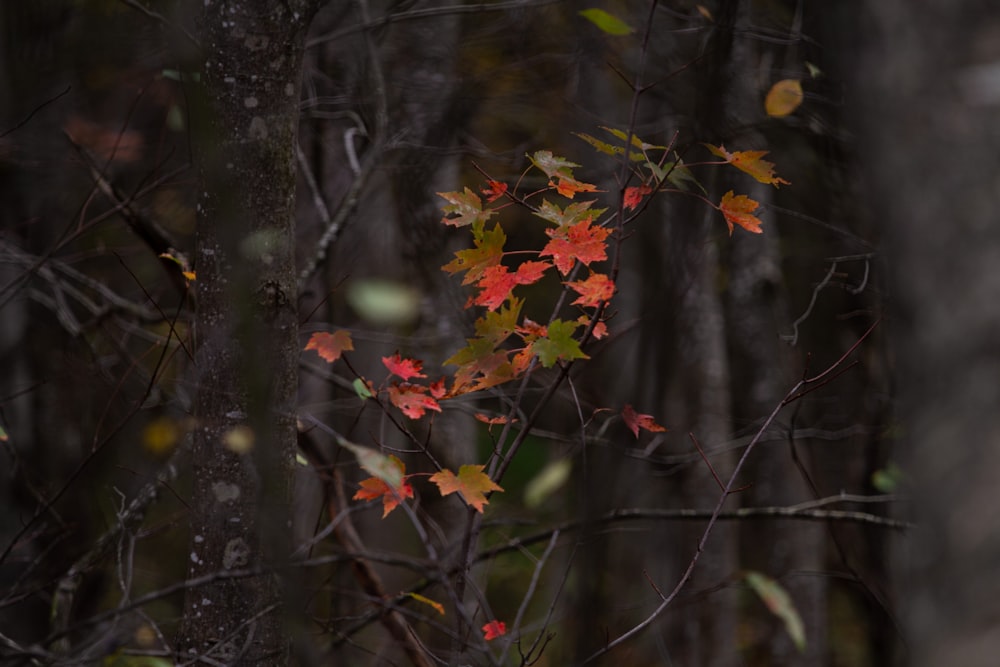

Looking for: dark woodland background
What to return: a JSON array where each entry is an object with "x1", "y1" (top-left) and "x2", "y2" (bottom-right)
[{"x1": 0, "y1": 1, "x2": 994, "y2": 665}]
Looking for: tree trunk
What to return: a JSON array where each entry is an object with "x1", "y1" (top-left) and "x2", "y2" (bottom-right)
[
  {"x1": 857, "y1": 2, "x2": 1000, "y2": 665},
  {"x1": 179, "y1": 2, "x2": 319, "y2": 663}
]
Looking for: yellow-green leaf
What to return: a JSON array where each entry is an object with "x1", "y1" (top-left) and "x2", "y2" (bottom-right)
[
  {"x1": 579, "y1": 8, "x2": 633, "y2": 36},
  {"x1": 745, "y1": 571, "x2": 806, "y2": 652}
]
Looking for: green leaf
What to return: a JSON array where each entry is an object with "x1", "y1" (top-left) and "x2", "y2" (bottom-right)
[
  {"x1": 745, "y1": 571, "x2": 806, "y2": 652},
  {"x1": 337, "y1": 438, "x2": 404, "y2": 489},
  {"x1": 533, "y1": 319, "x2": 588, "y2": 367},
  {"x1": 524, "y1": 458, "x2": 572, "y2": 508},
  {"x1": 346, "y1": 279, "x2": 421, "y2": 326},
  {"x1": 871, "y1": 462, "x2": 904, "y2": 493},
  {"x1": 579, "y1": 8, "x2": 633, "y2": 35},
  {"x1": 352, "y1": 378, "x2": 373, "y2": 400}
]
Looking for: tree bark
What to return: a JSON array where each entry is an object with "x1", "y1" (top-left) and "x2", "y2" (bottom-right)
[{"x1": 179, "y1": 2, "x2": 319, "y2": 663}]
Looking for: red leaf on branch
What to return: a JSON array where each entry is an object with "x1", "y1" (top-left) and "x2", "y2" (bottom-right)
[
  {"x1": 482, "y1": 620, "x2": 507, "y2": 640},
  {"x1": 718, "y1": 190, "x2": 764, "y2": 235},
  {"x1": 481, "y1": 180, "x2": 508, "y2": 203},
  {"x1": 623, "y1": 184, "x2": 653, "y2": 211},
  {"x1": 474, "y1": 413, "x2": 516, "y2": 426},
  {"x1": 429, "y1": 377, "x2": 447, "y2": 399},
  {"x1": 383, "y1": 353, "x2": 427, "y2": 380},
  {"x1": 577, "y1": 315, "x2": 608, "y2": 339},
  {"x1": 353, "y1": 455, "x2": 414, "y2": 518},
  {"x1": 388, "y1": 384, "x2": 441, "y2": 419},
  {"x1": 472, "y1": 261, "x2": 552, "y2": 311},
  {"x1": 540, "y1": 218, "x2": 612, "y2": 275},
  {"x1": 705, "y1": 144, "x2": 790, "y2": 187},
  {"x1": 430, "y1": 464, "x2": 504, "y2": 513},
  {"x1": 567, "y1": 273, "x2": 615, "y2": 308},
  {"x1": 622, "y1": 404, "x2": 667, "y2": 438},
  {"x1": 305, "y1": 330, "x2": 354, "y2": 363}
]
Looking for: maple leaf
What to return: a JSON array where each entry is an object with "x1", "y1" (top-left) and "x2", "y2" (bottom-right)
[
  {"x1": 475, "y1": 413, "x2": 516, "y2": 426},
  {"x1": 705, "y1": 144, "x2": 790, "y2": 187},
  {"x1": 567, "y1": 273, "x2": 615, "y2": 308},
  {"x1": 482, "y1": 620, "x2": 507, "y2": 641},
  {"x1": 552, "y1": 177, "x2": 599, "y2": 199},
  {"x1": 383, "y1": 353, "x2": 427, "y2": 380},
  {"x1": 353, "y1": 455, "x2": 414, "y2": 518},
  {"x1": 439, "y1": 187, "x2": 497, "y2": 227},
  {"x1": 444, "y1": 337, "x2": 517, "y2": 395},
  {"x1": 527, "y1": 150, "x2": 599, "y2": 200},
  {"x1": 429, "y1": 377, "x2": 447, "y2": 399},
  {"x1": 622, "y1": 404, "x2": 668, "y2": 438},
  {"x1": 472, "y1": 261, "x2": 552, "y2": 311},
  {"x1": 623, "y1": 184, "x2": 654, "y2": 211},
  {"x1": 305, "y1": 330, "x2": 354, "y2": 363},
  {"x1": 533, "y1": 199, "x2": 606, "y2": 227},
  {"x1": 719, "y1": 190, "x2": 764, "y2": 235},
  {"x1": 532, "y1": 318, "x2": 588, "y2": 367},
  {"x1": 474, "y1": 298, "x2": 522, "y2": 345},
  {"x1": 388, "y1": 384, "x2": 442, "y2": 419},
  {"x1": 442, "y1": 222, "x2": 506, "y2": 285},
  {"x1": 481, "y1": 180, "x2": 508, "y2": 203},
  {"x1": 540, "y1": 218, "x2": 612, "y2": 275},
  {"x1": 430, "y1": 464, "x2": 504, "y2": 513},
  {"x1": 577, "y1": 315, "x2": 608, "y2": 340}
]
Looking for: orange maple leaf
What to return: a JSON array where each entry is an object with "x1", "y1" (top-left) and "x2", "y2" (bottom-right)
[
  {"x1": 540, "y1": 218, "x2": 612, "y2": 275},
  {"x1": 482, "y1": 620, "x2": 507, "y2": 640},
  {"x1": 718, "y1": 190, "x2": 764, "y2": 235},
  {"x1": 623, "y1": 184, "x2": 653, "y2": 211},
  {"x1": 305, "y1": 330, "x2": 354, "y2": 363},
  {"x1": 353, "y1": 455, "x2": 414, "y2": 518},
  {"x1": 706, "y1": 144, "x2": 790, "y2": 187},
  {"x1": 622, "y1": 404, "x2": 668, "y2": 438},
  {"x1": 383, "y1": 353, "x2": 427, "y2": 380},
  {"x1": 551, "y1": 177, "x2": 599, "y2": 199},
  {"x1": 388, "y1": 384, "x2": 442, "y2": 419},
  {"x1": 567, "y1": 273, "x2": 615, "y2": 308},
  {"x1": 430, "y1": 464, "x2": 504, "y2": 513}
]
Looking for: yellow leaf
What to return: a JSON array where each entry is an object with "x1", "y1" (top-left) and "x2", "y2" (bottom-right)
[{"x1": 765, "y1": 79, "x2": 804, "y2": 117}]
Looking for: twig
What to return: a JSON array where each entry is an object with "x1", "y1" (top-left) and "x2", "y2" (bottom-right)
[{"x1": 581, "y1": 320, "x2": 879, "y2": 663}]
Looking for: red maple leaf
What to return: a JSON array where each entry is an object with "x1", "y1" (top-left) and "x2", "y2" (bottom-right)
[
  {"x1": 567, "y1": 273, "x2": 614, "y2": 308},
  {"x1": 472, "y1": 261, "x2": 552, "y2": 311},
  {"x1": 482, "y1": 620, "x2": 507, "y2": 641},
  {"x1": 383, "y1": 353, "x2": 427, "y2": 380},
  {"x1": 442, "y1": 223, "x2": 506, "y2": 285},
  {"x1": 540, "y1": 218, "x2": 612, "y2": 275},
  {"x1": 429, "y1": 377, "x2": 447, "y2": 399},
  {"x1": 623, "y1": 184, "x2": 653, "y2": 211},
  {"x1": 305, "y1": 330, "x2": 354, "y2": 363},
  {"x1": 430, "y1": 464, "x2": 504, "y2": 513},
  {"x1": 622, "y1": 404, "x2": 668, "y2": 438},
  {"x1": 718, "y1": 191, "x2": 764, "y2": 235},
  {"x1": 352, "y1": 455, "x2": 414, "y2": 518},
  {"x1": 388, "y1": 384, "x2": 441, "y2": 419},
  {"x1": 481, "y1": 180, "x2": 508, "y2": 203},
  {"x1": 577, "y1": 315, "x2": 608, "y2": 339}
]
